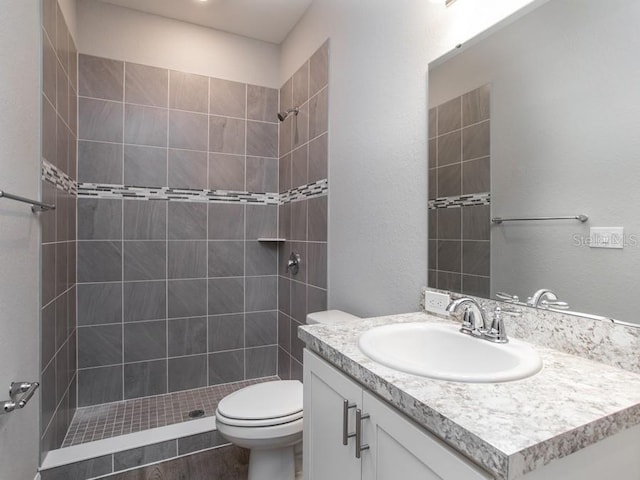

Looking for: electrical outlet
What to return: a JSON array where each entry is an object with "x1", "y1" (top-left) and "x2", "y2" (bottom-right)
[
  {"x1": 424, "y1": 290, "x2": 451, "y2": 315},
  {"x1": 589, "y1": 227, "x2": 624, "y2": 249}
]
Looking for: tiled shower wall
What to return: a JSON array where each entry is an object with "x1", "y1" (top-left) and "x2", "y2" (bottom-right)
[
  {"x1": 277, "y1": 41, "x2": 329, "y2": 381},
  {"x1": 40, "y1": 0, "x2": 79, "y2": 459},
  {"x1": 428, "y1": 85, "x2": 491, "y2": 297},
  {"x1": 76, "y1": 54, "x2": 281, "y2": 406}
]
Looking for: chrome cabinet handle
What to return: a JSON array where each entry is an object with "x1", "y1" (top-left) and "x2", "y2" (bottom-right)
[
  {"x1": 342, "y1": 400, "x2": 356, "y2": 445},
  {"x1": 355, "y1": 409, "x2": 370, "y2": 459}
]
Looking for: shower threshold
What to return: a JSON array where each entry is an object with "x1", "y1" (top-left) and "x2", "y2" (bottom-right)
[
  {"x1": 40, "y1": 377, "x2": 278, "y2": 480},
  {"x1": 64, "y1": 377, "x2": 277, "y2": 447}
]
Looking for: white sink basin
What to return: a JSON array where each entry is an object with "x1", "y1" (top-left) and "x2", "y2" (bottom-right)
[{"x1": 358, "y1": 322, "x2": 542, "y2": 383}]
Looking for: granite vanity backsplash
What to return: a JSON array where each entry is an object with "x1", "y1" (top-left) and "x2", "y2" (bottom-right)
[{"x1": 421, "y1": 287, "x2": 640, "y2": 374}]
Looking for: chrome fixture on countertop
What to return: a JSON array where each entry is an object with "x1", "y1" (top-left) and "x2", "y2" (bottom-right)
[
  {"x1": 527, "y1": 289, "x2": 570, "y2": 310},
  {"x1": 446, "y1": 298, "x2": 521, "y2": 344},
  {"x1": 446, "y1": 297, "x2": 486, "y2": 337},
  {"x1": 496, "y1": 292, "x2": 520, "y2": 303}
]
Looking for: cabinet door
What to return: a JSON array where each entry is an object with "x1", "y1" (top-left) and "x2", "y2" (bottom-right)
[
  {"x1": 361, "y1": 391, "x2": 493, "y2": 480},
  {"x1": 304, "y1": 350, "x2": 363, "y2": 480}
]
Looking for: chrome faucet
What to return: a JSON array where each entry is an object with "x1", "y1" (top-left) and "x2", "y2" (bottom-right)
[
  {"x1": 447, "y1": 298, "x2": 521, "y2": 343},
  {"x1": 446, "y1": 297, "x2": 487, "y2": 337},
  {"x1": 527, "y1": 289, "x2": 570, "y2": 310}
]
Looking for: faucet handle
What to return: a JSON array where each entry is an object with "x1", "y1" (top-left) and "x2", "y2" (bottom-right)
[
  {"x1": 460, "y1": 305, "x2": 486, "y2": 336},
  {"x1": 460, "y1": 305, "x2": 476, "y2": 335},
  {"x1": 483, "y1": 306, "x2": 517, "y2": 343},
  {"x1": 539, "y1": 299, "x2": 570, "y2": 309},
  {"x1": 496, "y1": 292, "x2": 520, "y2": 304},
  {"x1": 527, "y1": 288, "x2": 569, "y2": 309}
]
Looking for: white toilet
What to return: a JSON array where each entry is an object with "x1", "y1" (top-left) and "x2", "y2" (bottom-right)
[{"x1": 215, "y1": 310, "x2": 359, "y2": 480}]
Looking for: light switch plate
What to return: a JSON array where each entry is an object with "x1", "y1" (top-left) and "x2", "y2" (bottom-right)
[
  {"x1": 590, "y1": 227, "x2": 624, "y2": 249},
  {"x1": 424, "y1": 290, "x2": 450, "y2": 315}
]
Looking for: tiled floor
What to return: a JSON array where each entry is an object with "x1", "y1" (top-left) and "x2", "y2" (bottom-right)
[{"x1": 63, "y1": 377, "x2": 279, "y2": 447}]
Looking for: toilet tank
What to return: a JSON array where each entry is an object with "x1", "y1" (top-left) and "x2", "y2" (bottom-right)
[{"x1": 306, "y1": 310, "x2": 359, "y2": 325}]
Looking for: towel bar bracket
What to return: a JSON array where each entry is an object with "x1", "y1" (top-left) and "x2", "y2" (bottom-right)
[{"x1": 0, "y1": 190, "x2": 55, "y2": 212}]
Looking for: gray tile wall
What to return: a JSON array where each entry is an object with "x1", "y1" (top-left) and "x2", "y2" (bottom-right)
[
  {"x1": 76, "y1": 55, "x2": 280, "y2": 406},
  {"x1": 41, "y1": 0, "x2": 79, "y2": 461},
  {"x1": 277, "y1": 41, "x2": 329, "y2": 381},
  {"x1": 428, "y1": 85, "x2": 491, "y2": 297}
]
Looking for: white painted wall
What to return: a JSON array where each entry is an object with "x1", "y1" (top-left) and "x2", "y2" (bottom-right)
[
  {"x1": 280, "y1": 0, "x2": 538, "y2": 317},
  {"x1": 0, "y1": 2, "x2": 42, "y2": 479},
  {"x1": 430, "y1": 0, "x2": 640, "y2": 323},
  {"x1": 76, "y1": 0, "x2": 280, "y2": 88}
]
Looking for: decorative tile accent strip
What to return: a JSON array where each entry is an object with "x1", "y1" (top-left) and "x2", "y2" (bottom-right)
[
  {"x1": 44, "y1": 157, "x2": 328, "y2": 206},
  {"x1": 78, "y1": 183, "x2": 281, "y2": 205},
  {"x1": 280, "y1": 179, "x2": 328, "y2": 204},
  {"x1": 42, "y1": 159, "x2": 78, "y2": 195},
  {"x1": 77, "y1": 178, "x2": 329, "y2": 206},
  {"x1": 428, "y1": 192, "x2": 490, "y2": 209}
]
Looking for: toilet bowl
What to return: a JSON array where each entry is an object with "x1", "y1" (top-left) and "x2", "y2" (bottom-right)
[
  {"x1": 216, "y1": 380, "x2": 303, "y2": 480},
  {"x1": 215, "y1": 310, "x2": 359, "y2": 480}
]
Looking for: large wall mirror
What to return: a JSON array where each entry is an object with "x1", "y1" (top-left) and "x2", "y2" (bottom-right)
[{"x1": 428, "y1": 0, "x2": 640, "y2": 324}]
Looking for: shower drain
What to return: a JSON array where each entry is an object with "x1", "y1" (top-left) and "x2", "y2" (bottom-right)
[{"x1": 188, "y1": 409, "x2": 205, "y2": 418}]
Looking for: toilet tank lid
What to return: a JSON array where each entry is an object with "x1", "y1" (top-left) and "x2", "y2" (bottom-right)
[
  {"x1": 217, "y1": 380, "x2": 303, "y2": 420},
  {"x1": 306, "y1": 310, "x2": 360, "y2": 325}
]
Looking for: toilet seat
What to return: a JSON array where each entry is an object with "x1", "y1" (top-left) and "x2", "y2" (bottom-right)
[
  {"x1": 216, "y1": 380, "x2": 303, "y2": 428},
  {"x1": 216, "y1": 409, "x2": 302, "y2": 428},
  {"x1": 215, "y1": 415, "x2": 303, "y2": 443}
]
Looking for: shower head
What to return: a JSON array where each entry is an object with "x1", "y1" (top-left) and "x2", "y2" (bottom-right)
[{"x1": 277, "y1": 107, "x2": 299, "y2": 122}]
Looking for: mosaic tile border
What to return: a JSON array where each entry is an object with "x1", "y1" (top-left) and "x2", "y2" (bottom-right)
[
  {"x1": 43, "y1": 160, "x2": 328, "y2": 205},
  {"x1": 77, "y1": 183, "x2": 281, "y2": 205},
  {"x1": 428, "y1": 192, "x2": 491, "y2": 209},
  {"x1": 42, "y1": 159, "x2": 78, "y2": 195},
  {"x1": 77, "y1": 179, "x2": 328, "y2": 205},
  {"x1": 280, "y1": 179, "x2": 328, "y2": 204}
]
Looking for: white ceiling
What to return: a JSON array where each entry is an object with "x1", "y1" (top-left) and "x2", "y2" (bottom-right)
[{"x1": 97, "y1": 0, "x2": 313, "y2": 44}]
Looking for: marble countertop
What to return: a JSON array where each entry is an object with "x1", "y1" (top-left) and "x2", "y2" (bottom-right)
[{"x1": 298, "y1": 312, "x2": 640, "y2": 480}]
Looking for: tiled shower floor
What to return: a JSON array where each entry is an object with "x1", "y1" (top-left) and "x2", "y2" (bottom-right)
[{"x1": 62, "y1": 376, "x2": 279, "y2": 447}]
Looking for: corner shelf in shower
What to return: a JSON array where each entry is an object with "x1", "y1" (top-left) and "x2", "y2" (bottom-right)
[{"x1": 257, "y1": 238, "x2": 287, "y2": 242}]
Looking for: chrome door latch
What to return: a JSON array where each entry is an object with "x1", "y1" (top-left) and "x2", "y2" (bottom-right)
[{"x1": 2, "y1": 381, "x2": 40, "y2": 415}]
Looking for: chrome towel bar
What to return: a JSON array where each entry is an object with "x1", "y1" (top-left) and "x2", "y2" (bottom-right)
[
  {"x1": 0, "y1": 189, "x2": 55, "y2": 212},
  {"x1": 492, "y1": 214, "x2": 588, "y2": 224}
]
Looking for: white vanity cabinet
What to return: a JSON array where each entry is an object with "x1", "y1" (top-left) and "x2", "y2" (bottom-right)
[{"x1": 303, "y1": 350, "x2": 493, "y2": 480}]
